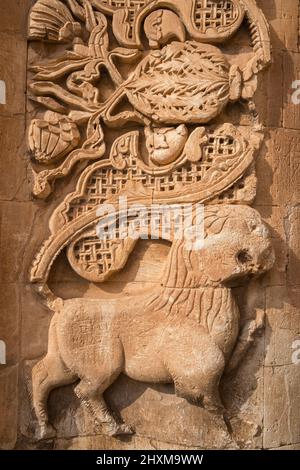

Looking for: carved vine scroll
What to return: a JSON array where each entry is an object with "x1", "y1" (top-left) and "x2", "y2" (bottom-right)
[{"x1": 27, "y1": 0, "x2": 274, "y2": 441}]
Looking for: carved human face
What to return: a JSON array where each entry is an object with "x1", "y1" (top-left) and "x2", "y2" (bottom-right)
[{"x1": 190, "y1": 205, "x2": 275, "y2": 285}]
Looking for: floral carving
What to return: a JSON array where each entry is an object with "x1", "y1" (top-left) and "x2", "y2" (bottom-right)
[
  {"x1": 29, "y1": 111, "x2": 80, "y2": 164},
  {"x1": 27, "y1": 0, "x2": 273, "y2": 441}
]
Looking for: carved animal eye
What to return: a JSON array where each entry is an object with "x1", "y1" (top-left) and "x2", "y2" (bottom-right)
[
  {"x1": 237, "y1": 250, "x2": 253, "y2": 265},
  {"x1": 246, "y1": 220, "x2": 258, "y2": 232}
]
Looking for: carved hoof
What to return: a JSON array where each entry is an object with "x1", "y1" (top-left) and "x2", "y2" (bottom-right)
[
  {"x1": 36, "y1": 423, "x2": 56, "y2": 441},
  {"x1": 106, "y1": 422, "x2": 135, "y2": 437}
]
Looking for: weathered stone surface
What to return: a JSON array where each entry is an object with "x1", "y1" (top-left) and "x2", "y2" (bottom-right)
[
  {"x1": 287, "y1": 207, "x2": 300, "y2": 287},
  {"x1": 0, "y1": 0, "x2": 31, "y2": 36},
  {"x1": 0, "y1": 32, "x2": 27, "y2": 118},
  {"x1": 20, "y1": 285, "x2": 51, "y2": 360},
  {"x1": 265, "y1": 287, "x2": 300, "y2": 367},
  {"x1": 30, "y1": 205, "x2": 274, "y2": 442},
  {"x1": 0, "y1": 202, "x2": 38, "y2": 284},
  {"x1": 21, "y1": 360, "x2": 234, "y2": 449},
  {"x1": 1, "y1": 0, "x2": 300, "y2": 452},
  {"x1": 0, "y1": 366, "x2": 18, "y2": 450},
  {"x1": 264, "y1": 365, "x2": 300, "y2": 449},
  {"x1": 0, "y1": 117, "x2": 30, "y2": 202},
  {"x1": 253, "y1": 206, "x2": 288, "y2": 287},
  {"x1": 255, "y1": 51, "x2": 284, "y2": 129},
  {"x1": 273, "y1": 443, "x2": 300, "y2": 450},
  {"x1": 283, "y1": 51, "x2": 300, "y2": 131},
  {"x1": 222, "y1": 282, "x2": 266, "y2": 449},
  {"x1": 53, "y1": 435, "x2": 203, "y2": 451},
  {"x1": 257, "y1": 0, "x2": 298, "y2": 53},
  {"x1": 256, "y1": 129, "x2": 300, "y2": 207},
  {"x1": 0, "y1": 284, "x2": 19, "y2": 366}
]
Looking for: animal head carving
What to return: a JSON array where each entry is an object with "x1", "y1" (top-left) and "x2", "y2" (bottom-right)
[{"x1": 163, "y1": 205, "x2": 274, "y2": 288}]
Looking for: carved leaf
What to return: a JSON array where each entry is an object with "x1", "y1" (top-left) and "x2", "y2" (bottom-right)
[
  {"x1": 30, "y1": 52, "x2": 89, "y2": 81},
  {"x1": 125, "y1": 42, "x2": 232, "y2": 124},
  {"x1": 29, "y1": 0, "x2": 81, "y2": 42}
]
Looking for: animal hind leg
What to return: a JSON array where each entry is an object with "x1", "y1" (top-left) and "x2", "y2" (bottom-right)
[
  {"x1": 32, "y1": 354, "x2": 77, "y2": 440},
  {"x1": 74, "y1": 372, "x2": 133, "y2": 437}
]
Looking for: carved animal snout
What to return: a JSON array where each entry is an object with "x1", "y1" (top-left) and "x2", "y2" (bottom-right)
[
  {"x1": 236, "y1": 226, "x2": 274, "y2": 276},
  {"x1": 252, "y1": 221, "x2": 275, "y2": 273},
  {"x1": 256, "y1": 243, "x2": 275, "y2": 273}
]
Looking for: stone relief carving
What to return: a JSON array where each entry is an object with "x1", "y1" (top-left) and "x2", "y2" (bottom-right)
[
  {"x1": 32, "y1": 205, "x2": 274, "y2": 439},
  {"x1": 27, "y1": 0, "x2": 274, "y2": 440}
]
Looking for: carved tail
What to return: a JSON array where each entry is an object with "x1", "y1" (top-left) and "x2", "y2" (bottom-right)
[{"x1": 33, "y1": 283, "x2": 64, "y2": 313}]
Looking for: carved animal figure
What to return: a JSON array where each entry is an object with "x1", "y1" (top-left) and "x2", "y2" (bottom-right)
[{"x1": 32, "y1": 205, "x2": 274, "y2": 439}]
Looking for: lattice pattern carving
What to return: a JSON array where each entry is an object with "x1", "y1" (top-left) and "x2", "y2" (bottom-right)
[
  {"x1": 71, "y1": 234, "x2": 116, "y2": 279},
  {"x1": 67, "y1": 130, "x2": 241, "y2": 221},
  {"x1": 193, "y1": 0, "x2": 240, "y2": 33},
  {"x1": 27, "y1": 0, "x2": 273, "y2": 442}
]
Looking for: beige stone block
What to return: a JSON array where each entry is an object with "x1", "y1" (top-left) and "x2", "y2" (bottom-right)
[
  {"x1": 268, "y1": 18, "x2": 298, "y2": 52},
  {"x1": 257, "y1": 1, "x2": 298, "y2": 52},
  {"x1": 263, "y1": 238, "x2": 287, "y2": 287},
  {"x1": 265, "y1": 287, "x2": 300, "y2": 367},
  {"x1": 20, "y1": 285, "x2": 51, "y2": 360},
  {"x1": 254, "y1": 206, "x2": 288, "y2": 287},
  {"x1": 264, "y1": 365, "x2": 300, "y2": 448},
  {"x1": 106, "y1": 377, "x2": 234, "y2": 449},
  {"x1": 0, "y1": 365, "x2": 18, "y2": 450},
  {"x1": 254, "y1": 50, "x2": 283, "y2": 129},
  {"x1": 0, "y1": 116, "x2": 30, "y2": 202},
  {"x1": 283, "y1": 51, "x2": 300, "y2": 131},
  {"x1": 223, "y1": 284, "x2": 265, "y2": 449},
  {"x1": 256, "y1": 128, "x2": 300, "y2": 206},
  {"x1": 258, "y1": 0, "x2": 298, "y2": 19},
  {"x1": 0, "y1": 283, "x2": 19, "y2": 366},
  {"x1": 0, "y1": 0, "x2": 31, "y2": 36},
  {"x1": 0, "y1": 202, "x2": 38, "y2": 283},
  {"x1": 287, "y1": 207, "x2": 300, "y2": 286},
  {"x1": 0, "y1": 32, "x2": 27, "y2": 117}
]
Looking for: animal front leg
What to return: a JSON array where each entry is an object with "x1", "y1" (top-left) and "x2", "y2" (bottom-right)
[
  {"x1": 226, "y1": 310, "x2": 265, "y2": 375},
  {"x1": 74, "y1": 380, "x2": 133, "y2": 437},
  {"x1": 164, "y1": 329, "x2": 226, "y2": 413}
]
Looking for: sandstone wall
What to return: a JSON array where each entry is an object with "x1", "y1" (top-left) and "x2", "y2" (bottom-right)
[{"x1": 0, "y1": 0, "x2": 300, "y2": 450}]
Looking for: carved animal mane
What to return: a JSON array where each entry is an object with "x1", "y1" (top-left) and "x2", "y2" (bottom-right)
[{"x1": 147, "y1": 215, "x2": 235, "y2": 329}]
